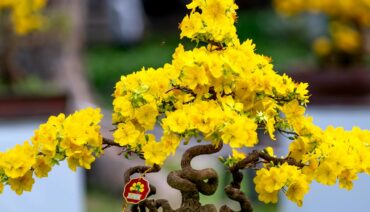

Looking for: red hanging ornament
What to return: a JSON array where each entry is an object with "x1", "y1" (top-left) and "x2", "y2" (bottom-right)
[{"x1": 123, "y1": 178, "x2": 151, "y2": 204}]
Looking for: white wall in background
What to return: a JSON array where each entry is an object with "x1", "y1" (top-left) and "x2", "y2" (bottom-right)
[{"x1": 0, "y1": 119, "x2": 84, "y2": 212}]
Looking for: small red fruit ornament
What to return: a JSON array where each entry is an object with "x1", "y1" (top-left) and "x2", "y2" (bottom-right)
[{"x1": 123, "y1": 178, "x2": 151, "y2": 204}]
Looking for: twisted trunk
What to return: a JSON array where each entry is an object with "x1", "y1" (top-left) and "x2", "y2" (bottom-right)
[
  {"x1": 167, "y1": 143, "x2": 222, "y2": 212},
  {"x1": 220, "y1": 151, "x2": 259, "y2": 212}
]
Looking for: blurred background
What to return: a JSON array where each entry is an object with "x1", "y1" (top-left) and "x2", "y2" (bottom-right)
[{"x1": 0, "y1": 0, "x2": 369, "y2": 211}]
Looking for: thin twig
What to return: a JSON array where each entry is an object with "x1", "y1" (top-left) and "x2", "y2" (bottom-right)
[{"x1": 277, "y1": 128, "x2": 299, "y2": 137}]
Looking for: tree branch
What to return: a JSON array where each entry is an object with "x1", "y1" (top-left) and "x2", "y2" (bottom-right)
[
  {"x1": 258, "y1": 151, "x2": 305, "y2": 168},
  {"x1": 102, "y1": 137, "x2": 121, "y2": 148},
  {"x1": 277, "y1": 128, "x2": 299, "y2": 137},
  {"x1": 222, "y1": 151, "x2": 259, "y2": 212}
]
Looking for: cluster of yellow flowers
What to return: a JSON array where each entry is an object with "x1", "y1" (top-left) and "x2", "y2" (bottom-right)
[
  {"x1": 254, "y1": 163, "x2": 309, "y2": 206},
  {"x1": 113, "y1": 0, "x2": 309, "y2": 167},
  {"x1": 112, "y1": 0, "x2": 370, "y2": 207},
  {"x1": 0, "y1": 108, "x2": 103, "y2": 195},
  {"x1": 287, "y1": 103, "x2": 370, "y2": 188},
  {"x1": 254, "y1": 99, "x2": 370, "y2": 205},
  {"x1": 180, "y1": 0, "x2": 239, "y2": 45},
  {"x1": 0, "y1": 0, "x2": 47, "y2": 35},
  {"x1": 274, "y1": 0, "x2": 367, "y2": 57}
]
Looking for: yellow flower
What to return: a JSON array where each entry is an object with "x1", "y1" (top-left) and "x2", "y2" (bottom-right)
[
  {"x1": 135, "y1": 104, "x2": 159, "y2": 130},
  {"x1": 179, "y1": 13, "x2": 203, "y2": 39},
  {"x1": 62, "y1": 108, "x2": 103, "y2": 147},
  {"x1": 160, "y1": 132, "x2": 181, "y2": 155},
  {"x1": 289, "y1": 137, "x2": 308, "y2": 161},
  {"x1": 8, "y1": 171, "x2": 35, "y2": 195},
  {"x1": 113, "y1": 122, "x2": 142, "y2": 147},
  {"x1": 282, "y1": 100, "x2": 306, "y2": 121},
  {"x1": 180, "y1": 66, "x2": 209, "y2": 90},
  {"x1": 286, "y1": 178, "x2": 310, "y2": 207},
  {"x1": 32, "y1": 114, "x2": 64, "y2": 157},
  {"x1": 258, "y1": 190, "x2": 279, "y2": 204},
  {"x1": 266, "y1": 118, "x2": 276, "y2": 140},
  {"x1": 265, "y1": 147, "x2": 275, "y2": 157},
  {"x1": 142, "y1": 138, "x2": 168, "y2": 166},
  {"x1": 65, "y1": 147, "x2": 96, "y2": 171},
  {"x1": 221, "y1": 116, "x2": 258, "y2": 148},
  {"x1": 338, "y1": 169, "x2": 358, "y2": 190},
  {"x1": 67, "y1": 156, "x2": 80, "y2": 172},
  {"x1": 65, "y1": 147, "x2": 97, "y2": 172},
  {"x1": 264, "y1": 167, "x2": 288, "y2": 193},
  {"x1": 0, "y1": 141, "x2": 36, "y2": 179},
  {"x1": 315, "y1": 161, "x2": 339, "y2": 185},
  {"x1": 33, "y1": 156, "x2": 52, "y2": 178},
  {"x1": 113, "y1": 96, "x2": 134, "y2": 122},
  {"x1": 313, "y1": 37, "x2": 332, "y2": 56},
  {"x1": 163, "y1": 111, "x2": 189, "y2": 134},
  {"x1": 231, "y1": 149, "x2": 246, "y2": 161}
]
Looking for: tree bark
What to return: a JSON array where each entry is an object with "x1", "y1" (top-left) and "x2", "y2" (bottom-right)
[{"x1": 167, "y1": 143, "x2": 222, "y2": 212}]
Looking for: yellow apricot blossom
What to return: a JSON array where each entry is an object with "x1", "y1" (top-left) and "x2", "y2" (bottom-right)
[
  {"x1": 113, "y1": 122, "x2": 143, "y2": 148},
  {"x1": 8, "y1": 171, "x2": 35, "y2": 195},
  {"x1": 33, "y1": 156, "x2": 52, "y2": 178},
  {"x1": 0, "y1": 142, "x2": 36, "y2": 179},
  {"x1": 160, "y1": 132, "x2": 181, "y2": 156},
  {"x1": 232, "y1": 149, "x2": 246, "y2": 161},
  {"x1": 142, "y1": 137, "x2": 168, "y2": 166},
  {"x1": 286, "y1": 178, "x2": 310, "y2": 207},
  {"x1": 180, "y1": 0, "x2": 238, "y2": 44},
  {"x1": 254, "y1": 163, "x2": 310, "y2": 206},
  {"x1": 0, "y1": 0, "x2": 47, "y2": 35},
  {"x1": 163, "y1": 111, "x2": 190, "y2": 134},
  {"x1": 32, "y1": 114, "x2": 64, "y2": 157},
  {"x1": 221, "y1": 116, "x2": 258, "y2": 148},
  {"x1": 135, "y1": 103, "x2": 159, "y2": 130},
  {"x1": 0, "y1": 108, "x2": 103, "y2": 195}
]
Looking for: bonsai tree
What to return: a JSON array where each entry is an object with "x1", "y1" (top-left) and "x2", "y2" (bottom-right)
[
  {"x1": 0, "y1": 0, "x2": 47, "y2": 91},
  {"x1": 274, "y1": 0, "x2": 370, "y2": 67},
  {"x1": 1, "y1": 0, "x2": 370, "y2": 211}
]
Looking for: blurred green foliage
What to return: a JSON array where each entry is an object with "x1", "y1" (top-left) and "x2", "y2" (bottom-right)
[
  {"x1": 0, "y1": 75, "x2": 60, "y2": 96},
  {"x1": 87, "y1": 187, "x2": 122, "y2": 212},
  {"x1": 237, "y1": 9, "x2": 314, "y2": 69}
]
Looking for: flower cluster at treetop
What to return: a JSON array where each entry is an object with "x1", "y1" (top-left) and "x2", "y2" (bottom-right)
[
  {"x1": 0, "y1": 108, "x2": 103, "y2": 195},
  {"x1": 1, "y1": 0, "x2": 370, "y2": 208},
  {"x1": 112, "y1": 0, "x2": 370, "y2": 206},
  {"x1": 0, "y1": 0, "x2": 47, "y2": 35},
  {"x1": 274, "y1": 0, "x2": 369, "y2": 62}
]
